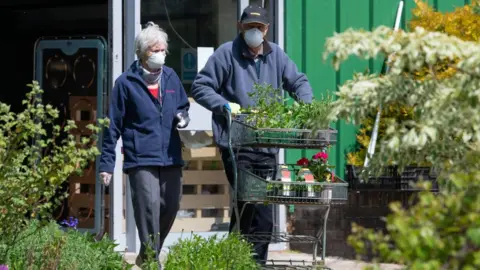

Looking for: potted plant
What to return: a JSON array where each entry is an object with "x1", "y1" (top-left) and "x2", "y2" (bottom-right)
[
  {"x1": 266, "y1": 183, "x2": 275, "y2": 197},
  {"x1": 296, "y1": 152, "x2": 336, "y2": 201},
  {"x1": 296, "y1": 157, "x2": 313, "y2": 198},
  {"x1": 309, "y1": 152, "x2": 335, "y2": 181}
]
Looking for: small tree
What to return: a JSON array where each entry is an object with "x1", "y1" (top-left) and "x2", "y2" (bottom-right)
[
  {"x1": 347, "y1": 0, "x2": 480, "y2": 166},
  {"x1": 0, "y1": 81, "x2": 107, "y2": 262},
  {"x1": 322, "y1": 24, "x2": 480, "y2": 269}
]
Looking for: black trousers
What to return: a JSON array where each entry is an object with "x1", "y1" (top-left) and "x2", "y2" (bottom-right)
[{"x1": 221, "y1": 149, "x2": 277, "y2": 263}]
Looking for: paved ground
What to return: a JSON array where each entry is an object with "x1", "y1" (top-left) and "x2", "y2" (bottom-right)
[{"x1": 124, "y1": 250, "x2": 403, "y2": 270}]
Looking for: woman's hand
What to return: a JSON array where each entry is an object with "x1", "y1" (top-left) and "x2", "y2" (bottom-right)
[
  {"x1": 99, "y1": 172, "x2": 113, "y2": 186},
  {"x1": 176, "y1": 112, "x2": 190, "y2": 129}
]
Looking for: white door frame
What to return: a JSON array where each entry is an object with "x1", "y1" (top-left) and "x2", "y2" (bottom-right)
[
  {"x1": 123, "y1": 0, "x2": 142, "y2": 253},
  {"x1": 108, "y1": 0, "x2": 126, "y2": 252}
]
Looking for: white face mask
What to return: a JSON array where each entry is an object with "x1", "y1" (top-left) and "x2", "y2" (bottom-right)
[
  {"x1": 146, "y1": 52, "x2": 166, "y2": 70},
  {"x1": 244, "y1": 28, "x2": 264, "y2": 48}
]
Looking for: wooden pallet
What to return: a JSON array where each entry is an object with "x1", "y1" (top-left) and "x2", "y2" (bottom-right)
[
  {"x1": 68, "y1": 172, "x2": 110, "y2": 230},
  {"x1": 172, "y1": 146, "x2": 231, "y2": 232},
  {"x1": 67, "y1": 96, "x2": 109, "y2": 232}
]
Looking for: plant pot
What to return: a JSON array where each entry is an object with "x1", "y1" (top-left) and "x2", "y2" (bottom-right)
[
  {"x1": 295, "y1": 133, "x2": 305, "y2": 145},
  {"x1": 319, "y1": 186, "x2": 333, "y2": 203},
  {"x1": 294, "y1": 188, "x2": 303, "y2": 198},
  {"x1": 274, "y1": 185, "x2": 282, "y2": 197},
  {"x1": 282, "y1": 182, "x2": 293, "y2": 197},
  {"x1": 306, "y1": 185, "x2": 316, "y2": 198}
]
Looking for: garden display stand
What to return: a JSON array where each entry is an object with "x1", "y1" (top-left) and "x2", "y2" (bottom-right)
[{"x1": 226, "y1": 112, "x2": 348, "y2": 270}]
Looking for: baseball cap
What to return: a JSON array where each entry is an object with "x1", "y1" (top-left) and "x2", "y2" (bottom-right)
[{"x1": 240, "y1": 5, "x2": 269, "y2": 25}]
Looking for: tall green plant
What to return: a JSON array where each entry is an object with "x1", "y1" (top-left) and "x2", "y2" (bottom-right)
[{"x1": 0, "y1": 81, "x2": 107, "y2": 261}]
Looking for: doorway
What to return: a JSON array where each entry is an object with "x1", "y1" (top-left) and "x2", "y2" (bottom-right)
[{"x1": 0, "y1": 0, "x2": 110, "y2": 234}]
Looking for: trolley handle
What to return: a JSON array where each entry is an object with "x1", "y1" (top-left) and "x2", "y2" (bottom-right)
[{"x1": 224, "y1": 109, "x2": 239, "y2": 218}]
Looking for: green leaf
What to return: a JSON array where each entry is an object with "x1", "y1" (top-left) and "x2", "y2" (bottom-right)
[{"x1": 467, "y1": 228, "x2": 480, "y2": 246}]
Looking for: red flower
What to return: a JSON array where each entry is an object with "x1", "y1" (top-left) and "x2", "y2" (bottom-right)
[
  {"x1": 296, "y1": 157, "x2": 309, "y2": 167},
  {"x1": 313, "y1": 152, "x2": 328, "y2": 160}
]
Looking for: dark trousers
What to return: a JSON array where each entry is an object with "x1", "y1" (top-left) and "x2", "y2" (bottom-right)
[
  {"x1": 128, "y1": 166, "x2": 183, "y2": 264},
  {"x1": 221, "y1": 149, "x2": 277, "y2": 263}
]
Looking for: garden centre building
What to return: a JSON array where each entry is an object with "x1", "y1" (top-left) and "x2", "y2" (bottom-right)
[{"x1": 0, "y1": 0, "x2": 468, "y2": 255}]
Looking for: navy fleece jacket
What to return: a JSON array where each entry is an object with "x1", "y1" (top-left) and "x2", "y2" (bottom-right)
[{"x1": 99, "y1": 61, "x2": 190, "y2": 173}]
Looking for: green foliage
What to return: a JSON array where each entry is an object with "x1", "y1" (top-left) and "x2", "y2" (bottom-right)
[
  {"x1": 322, "y1": 22, "x2": 480, "y2": 269},
  {"x1": 164, "y1": 233, "x2": 259, "y2": 270},
  {"x1": 243, "y1": 83, "x2": 334, "y2": 130},
  {"x1": 139, "y1": 234, "x2": 163, "y2": 270},
  {"x1": 348, "y1": 0, "x2": 480, "y2": 166},
  {"x1": 0, "y1": 81, "x2": 107, "y2": 261},
  {"x1": 323, "y1": 26, "x2": 480, "y2": 173},
  {"x1": 2, "y1": 220, "x2": 131, "y2": 270},
  {"x1": 348, "y1": 170, "x2": 480, "y2": 270},
  {"x1": 347, "y1": 104, "x2": 415, "y2": 166}
]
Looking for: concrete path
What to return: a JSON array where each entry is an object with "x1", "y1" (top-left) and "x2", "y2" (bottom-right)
[{"x1": 124, "y1": 250, "x2": 403, "y2": 270}]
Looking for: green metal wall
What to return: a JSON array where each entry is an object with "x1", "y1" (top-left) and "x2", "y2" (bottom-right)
[{"x1": 284, "y1": 0, "x2": 471, "y2": 179}]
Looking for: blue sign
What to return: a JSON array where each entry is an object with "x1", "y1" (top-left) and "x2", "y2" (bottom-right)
[
  {"x1": 183, "y1": 52, "x2": 195, "y2": 69},
  {"x1": 181, "y1": 48, "x2": 197, "y2": 83}
]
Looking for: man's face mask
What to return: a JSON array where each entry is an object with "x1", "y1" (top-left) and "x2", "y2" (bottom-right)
[
  {"x1": 242, "y1": 24, "x2": 267, "y2": 48},
  {"x1": 244, "y1": 28, "x2": 264, "y2": 48}
]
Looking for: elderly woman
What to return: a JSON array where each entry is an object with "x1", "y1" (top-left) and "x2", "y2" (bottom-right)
[{"x1": 98, "y1": 22, "x2": 190, "y2": 267}]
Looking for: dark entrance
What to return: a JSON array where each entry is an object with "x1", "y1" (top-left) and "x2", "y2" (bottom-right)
[{"x1": 0, "y1": 0, "x2": 109, "y2": 229}]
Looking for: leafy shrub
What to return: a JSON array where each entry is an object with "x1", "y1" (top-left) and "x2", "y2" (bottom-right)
[
  {"x1": 347, "y1": 104, "x2": 415, "y2": 166},
  {"x1": 2, "y1": 221, "x2": 131, "y2": 270},
  {"x1": 323, "y1": 8, "x2": 480, "y2": 269},
  {"x1": 0, "y1": 81, "x2": 107, "y2": 262},
  {"x1": 164, "y1": 233, "x2": 259, "y2": 270},
  {"x1": 348, "y1": 169, "x2": 480, "y2": 270},
  {"x1": 347, "y1": 0, "x2": 480, "y2": 166}
]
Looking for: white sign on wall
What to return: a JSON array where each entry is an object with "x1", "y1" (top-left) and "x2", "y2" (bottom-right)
[{"x1": 197, "y1": 47, "x2": 214, "y2": 72}]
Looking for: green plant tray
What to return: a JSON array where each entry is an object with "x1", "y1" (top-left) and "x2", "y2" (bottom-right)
[
  {"x1": 230, "y1": 119, "x2": 337, "y2": 149},
  {"x1": 243, "y1": 232, "x2": 319, "y2": 243},
  {"x1": 346, "y1": 165, "x2": 439, "y2": 191},
  {"x1": 260, "y1": 260, "x2": 330, "y2": 270},
  {"x1": 237, "y1": 168, "x2": 348, "y2": 205}
]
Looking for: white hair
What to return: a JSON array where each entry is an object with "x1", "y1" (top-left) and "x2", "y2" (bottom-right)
[{"x1": 135, "y1": 22, "x2": 169, "y2": 59}]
